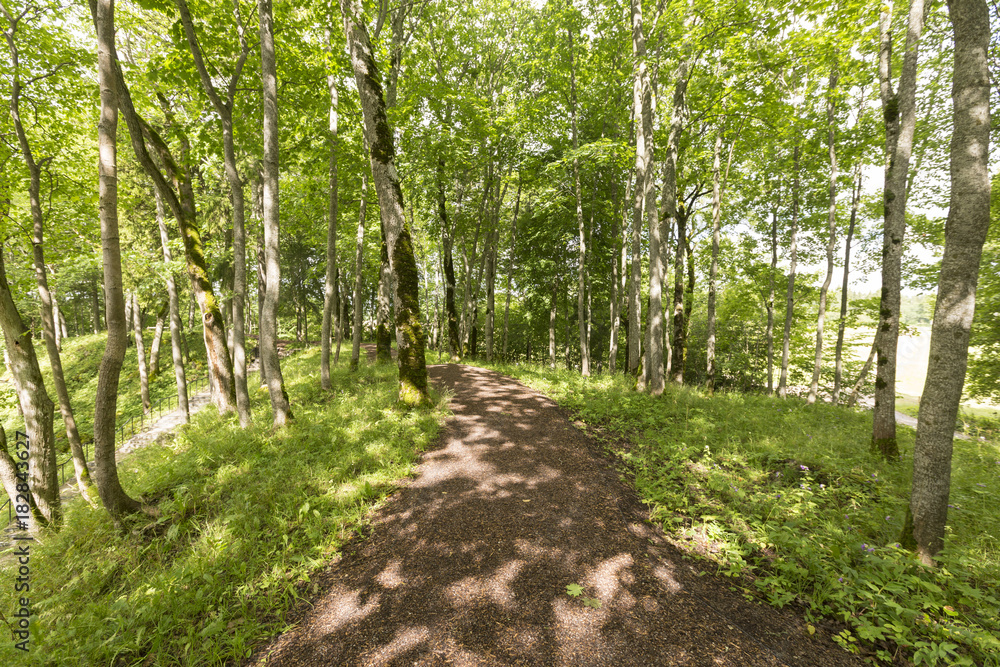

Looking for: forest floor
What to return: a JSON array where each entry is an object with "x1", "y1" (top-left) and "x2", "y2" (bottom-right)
[{"x1": 247, "y1": 357, "x2": 863, "y2": 667}]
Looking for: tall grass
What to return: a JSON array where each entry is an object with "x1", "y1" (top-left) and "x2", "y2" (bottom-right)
[
  {"x1": 482, "y1": 361, "x2": 999, "y2": 666},
  {"x1": 0, "y1": 347, "x2": 444, "y2": 666}
]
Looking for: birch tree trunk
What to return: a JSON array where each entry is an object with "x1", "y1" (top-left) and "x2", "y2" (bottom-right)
[
  {"x1": 671, "y1": 210, "x2": 688, "y2": 384},
  {"x1": 155, "y1": 189, "x2": 189, "y2": 421},
  {"x1": 809, "y1": 67, "x2": 840, "y2": 405},
  {"x1": 778, "y1": 144, "x2": 801, "y2": 399},
  {"x1": 550, "y1": 278, "x2": 558, "y2": 368},
  {"x1": 258, "y1": 0, "x2": 292, "y2": 425},
  {"x1": 873, "y1": 0, "x2": 925, "y2": 460},
  {"x1": 908, "y1": 0, "x2": 990, "y2": 564}
]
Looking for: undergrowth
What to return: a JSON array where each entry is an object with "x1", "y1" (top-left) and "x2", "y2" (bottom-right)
[
  {"x1": 482, "y1": 361, "x2": 999, "y2": 667},
  {"x1": 0, "y1": 346, "x2": 444, "y2": 665}
]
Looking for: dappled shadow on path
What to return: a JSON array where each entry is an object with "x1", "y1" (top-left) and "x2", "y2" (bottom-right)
[{"x1": 252, "y1": 364, "x2": 861, "y2": 666}]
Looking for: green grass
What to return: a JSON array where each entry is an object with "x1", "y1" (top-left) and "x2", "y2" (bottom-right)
[
  {"x1": 0, "y1": 346, "x2": 445, "y2": 666},
  {"x1": 473, "y1": 360, "x2": 1000, "y2": 667},
  {"x1": 0, "y1": 330, "x2": 211, "y2": 452}
]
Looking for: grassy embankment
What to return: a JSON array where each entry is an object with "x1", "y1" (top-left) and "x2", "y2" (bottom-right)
[
  {"x1": 475, "y1": 360, "x2": 999, "y2": 667},
  {"x1": 0, "y1": 344, "x2": 445, "y2": 666}
]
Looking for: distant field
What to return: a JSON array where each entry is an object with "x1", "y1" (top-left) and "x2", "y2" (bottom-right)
[{"x1": 847, "y1": 326, "x2": 1000, "y2": 418}]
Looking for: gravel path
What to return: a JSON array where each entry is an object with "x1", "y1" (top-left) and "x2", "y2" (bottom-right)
[{"x1": 249, "y1": 363, "x2": 862, "y2": 666}]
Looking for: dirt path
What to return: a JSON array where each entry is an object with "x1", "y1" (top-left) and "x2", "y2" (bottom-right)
[{"x1": 250, "y1": 363, "x2": 862, "y2": 666}]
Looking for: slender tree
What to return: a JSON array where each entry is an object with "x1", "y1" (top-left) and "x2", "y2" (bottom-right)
[
  {"x1": 258, "y1": 0, "x2": 292, "y2": 425},
  {"x1": 778, "y1": 144, "x2": 801, "y2": 399},
  {"x1": 321, "y1": 28, "x2": 340, "y2": 391},
  {"x1": 809, "y1": 66, "x2": 840, "y2": 404},
  {"x1": 88, "y1": 0, "x2": 144, "y2": 521},
  {"x1": 872, "y1": 0, "x2": 926, "y2": 459},
  {"x1": 174, "y1": 0, "x2": 252, "y2": 426},
  {"x1": 3, "y1": 5, "x2": 95, "y2": 504},
  {"x1": 155, "y1": 189, "x2": 188, "y2": 421}
]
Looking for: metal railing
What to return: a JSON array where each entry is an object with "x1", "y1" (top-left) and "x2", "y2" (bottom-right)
[{"x1": 3, "y1": 372, "x2": 208, "y2": 525}]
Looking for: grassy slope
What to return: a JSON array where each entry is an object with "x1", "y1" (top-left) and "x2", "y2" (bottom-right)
[
  {"x1": 0, "y1": 347, "x2": 444, "y2": 666},
  {"x1": 474, "y1": 361, "x2": 999, "y2": 667},
  {"x1": 0, "y1": 330, "x2": 210, "y2": 450}
]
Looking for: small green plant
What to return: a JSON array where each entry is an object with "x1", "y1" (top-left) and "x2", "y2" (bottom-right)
[{"x1": 565, "y1": 583, "x2": 602, "y2": 609}]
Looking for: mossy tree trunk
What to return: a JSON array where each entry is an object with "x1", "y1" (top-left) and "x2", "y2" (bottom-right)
[
  {"x1": 340, "y1": 0, "x2": 430, "y2": 406},
  {"x1": 105, "y1": 5, "x2": 237, "y2": 417}
]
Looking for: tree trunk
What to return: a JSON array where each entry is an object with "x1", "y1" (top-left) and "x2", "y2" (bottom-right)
[
  {"x1": 376, "y1": 227, "x2": 393, "y2": 362},
  {"x1": 549, "y1": 278, "x2": 558, "y2": 368},
  {"x1": 671, "y1": 209, "x2": 688, "y2": 383},
  {"x1": 908, "y1": 0, "x2": 990, "y2": 565},
  {"x1": 567, "y1": 25, "x2": 589, "y2": 377},
  {"x1": 502, "y1": 180, "x2": 522, "y2": 361},
  {"x1": 350, "y1": 171, "x2": 368, "y2": 372},
  {"x1": 706, "y1": 130, "x2": 722, "y2": 393},
  {"x1": 88, "y1": 0, "x2": 144, "y2": 521},
  {"x1": 767, "y1": 201, "x2": 778, "y2": 394},
  {"x1": 106, "y1": 11, "x2": 237, "y2": 417},
  {"x1": 149, "y1": 302, "x2": 166, "y2": 378},
  {"x1": 485, "y1": 227, "x2": 497, "y2": 362},
  {"x1": 0, "y1": 245, "x2": 60, "y2": 529},
  {"x1": 131, "y1": 292, "x2": 151, "y2": 413},
  {"x1": 438, "y1": 163, "x2": 461, "y2": 359},
  {"x1": 779, "y1": 144, "x2": 801, "y2": 398},
  {"x1": 341, "y1": 0, "x2": 430, "y2": 406},
  {"x1": 155, "y1": 189, "x2": 189, "y2": 422},
  {"x1": 6, "y1": 38, "x2": 96, "y2": 506},
  {"x1": 609, "y1": 173, "x2": 626, "y2": 374},
  {"x1": 628, "y1": 0, "x2": 647, "y2": 380},
  {"x1": 847, "y1": 329, "x2": 880, "y2": 408},
  {"x1": 873, "y1": 0, "x2": 926, "y2": 459},
  {"x1": 322, "y1": 36, "x2": 339, "y2": 390},
  {"x1": 257, "y1": 0, "x2": 293, "y2": 425},
  {"x1": 809, "y1": 67, "x2": 840, "y2": 405},
  {"x1": 834, "y1": 165, "x2": 863, "y2": 403}
]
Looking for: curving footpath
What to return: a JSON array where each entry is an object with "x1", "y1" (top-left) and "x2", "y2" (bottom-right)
[{"x1": 249, "y1": 363, "x2": 863, "y2": 666}]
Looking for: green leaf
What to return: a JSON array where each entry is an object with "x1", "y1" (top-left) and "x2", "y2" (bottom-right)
[{"x1": 565, "y1": 583, "x2": 583, "y2": 597}]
